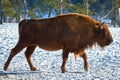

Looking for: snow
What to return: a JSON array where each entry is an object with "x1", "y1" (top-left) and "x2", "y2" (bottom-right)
[{"x1": 0, "y1": 23, "x2": 120, "y2": 80}]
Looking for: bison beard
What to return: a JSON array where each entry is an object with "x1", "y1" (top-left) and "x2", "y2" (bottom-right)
[{"x1": 4, "y1": 13, "x2": 113, "y2": 73}]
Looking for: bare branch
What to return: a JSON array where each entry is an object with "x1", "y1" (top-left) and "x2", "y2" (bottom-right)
[
  {"x1": 99, "y1": 4, "x2": 120, "y2": 20},
  {"x1": 93, "y1": 3, "x2": 120, "y2": 21}
]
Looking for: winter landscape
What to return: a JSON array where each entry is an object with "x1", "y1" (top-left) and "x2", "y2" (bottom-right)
[{"x1": 0, "y1": 23, "x2": 120, "y2": 80}]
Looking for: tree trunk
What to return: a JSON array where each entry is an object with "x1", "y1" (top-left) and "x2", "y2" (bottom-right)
[
  {"x1": 18, "y1": 0, "x2": 22, "y2": 22},
  {"x1": 86, "y1": 0, "x2": 88, "y2": 15},
  {"x1": 0, "y1": 0, "x2": 3, "y2": 24},
  {"x1": 24, "y1": 0, "x2": 27, "y2": 19},
  {"x1": 48, "y1": 9, "x2": 51, "y2": 18},
  {"x1": 60, "y1": 0, "x2": 63, "y2": 14}
]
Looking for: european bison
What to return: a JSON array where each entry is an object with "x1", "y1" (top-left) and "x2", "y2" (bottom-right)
[{"x1": 4, "y1": 13, "x2": 113, "y2": 73}]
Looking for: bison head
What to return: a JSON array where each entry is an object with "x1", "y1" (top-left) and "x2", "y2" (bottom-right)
[{"x1": 94, "y1": 22, "x2": 113, "y2": 47}]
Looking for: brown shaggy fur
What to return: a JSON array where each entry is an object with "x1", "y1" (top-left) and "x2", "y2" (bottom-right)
[{"x1": 4, "y1": 13, "x2": 113, "y2": 73}]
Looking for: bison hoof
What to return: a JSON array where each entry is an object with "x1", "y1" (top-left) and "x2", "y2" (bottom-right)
[
  {"x1": 61, "y1": 67, "x2": 67, "y2": 73},
  {"x1": 62, "y1": 70, "x2": 67, "y2": 73},
  {"x1": 84, "y1": 63, "x2": 88, "y2": 71},
  {"x1": 31, "y1": 67, "x2": 37, "y2": 71},
  {"x1": 4, "y1": 66, "x2": 8, "y2": 71},
  {"x1": 4, "y1": 64, "x2": 8, "y2": 71},
  {"x1": 85, "y1": 67, "x2": 88, "y2": 71}
]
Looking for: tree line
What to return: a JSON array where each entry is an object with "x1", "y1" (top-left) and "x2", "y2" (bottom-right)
[{"x1": 0, "y1": 0, "x2": 120, "y2": 24}]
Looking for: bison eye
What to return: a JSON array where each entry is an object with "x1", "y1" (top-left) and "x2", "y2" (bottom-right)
[
  {"x1": 102, "y1": 29, "x2": 107, "y2": 36},
  {"x1": 105, "y1": 30, "x2": 108, "y2": 36}
]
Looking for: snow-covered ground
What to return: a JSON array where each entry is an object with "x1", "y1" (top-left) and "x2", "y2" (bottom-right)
[{"x1": 0, "y1": 23, "x2": 120, "y2": 80}]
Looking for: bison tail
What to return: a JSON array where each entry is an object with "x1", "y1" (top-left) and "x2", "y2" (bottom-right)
[
  {"x1": 18, "y1": 19, "x2": 28, "y2": 35},
  {"x1": 19, "y1": 20, "x2": 26, "y2": 29}
]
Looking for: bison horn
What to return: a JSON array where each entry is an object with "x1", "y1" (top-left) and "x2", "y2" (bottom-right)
[{"x1": 100, "y1": 22, "x2": 105, "y2": 29}]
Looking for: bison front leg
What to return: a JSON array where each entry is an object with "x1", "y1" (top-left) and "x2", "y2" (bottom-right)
[
  {"x1": 24, "y1": 45, "x2": 37, "y2": 71},
  {"x1": 61, "y1": 49, "x2": 69, "y2": 73},
  {"x1": 80, "y1": 51, "x2": 88, "y2": 71},
  {"x1": 75, "y1": 50, "x2": 88, "y2": 71}
]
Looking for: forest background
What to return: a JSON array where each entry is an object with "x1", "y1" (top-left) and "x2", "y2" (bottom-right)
[{"x1": 0, "y1": 0, "x2": 120, "y2": 26}]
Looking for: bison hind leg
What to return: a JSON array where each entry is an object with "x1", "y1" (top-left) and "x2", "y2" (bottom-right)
[
  {"x1": 24, "y1": 45, "x2": 37, "y2": 71},
  {"x1": 4, "y1": 42, "x2": 26, "y2": 70}
]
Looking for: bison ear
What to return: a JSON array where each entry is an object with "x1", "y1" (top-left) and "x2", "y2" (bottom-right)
[
  {"x1": 94, "y1": 23, "x2": 100, "y2": 29},
  {"x1": 94, "y1": 24, "x2": 99, "y2": 29},
  {"x1": 94, "y1": 23, "x2": 101, "y2": 32},
  {"x1": 94, "y1": 22, "x2": 104, "y2": 30}
]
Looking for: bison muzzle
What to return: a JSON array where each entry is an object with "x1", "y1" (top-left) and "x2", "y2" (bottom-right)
[{"x1": 4, "y1": 13, "x2": 113, "y2": 73}]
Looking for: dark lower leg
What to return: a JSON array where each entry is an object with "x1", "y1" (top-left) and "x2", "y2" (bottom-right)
[
  {"x1": 4, "y1": 49, "x2": 14, "y2": 70},
  {"x1": 61, "y1": 58, "x2": 68, "y2": 73},
  {"x1": 4, "y1": 45, "x2": 25, "y2": 70},
  {"x1": 61, "y1": 49, "x2": 69, "y2": 73},
  {"x1": 80, "y1": 51, "x2": 88, "y2": 71},
  {"x1": 24, "y1": 45, "x2": 36, "y2": 71}
]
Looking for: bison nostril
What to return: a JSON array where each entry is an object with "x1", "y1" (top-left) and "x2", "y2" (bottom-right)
[
  {"x1": 107, "y1": 39, "x2": 113, "y2": 45},
  {"x1": 110, "y1": 39, "x2": 113, "y2": 43},
  {"x1": 111, "y1": 39, "x2": 113, "y2": 42}
]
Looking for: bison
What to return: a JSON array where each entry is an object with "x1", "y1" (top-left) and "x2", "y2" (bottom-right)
[{"x1": 4, "y1": 13, "x2": 113, "y2": 73}]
